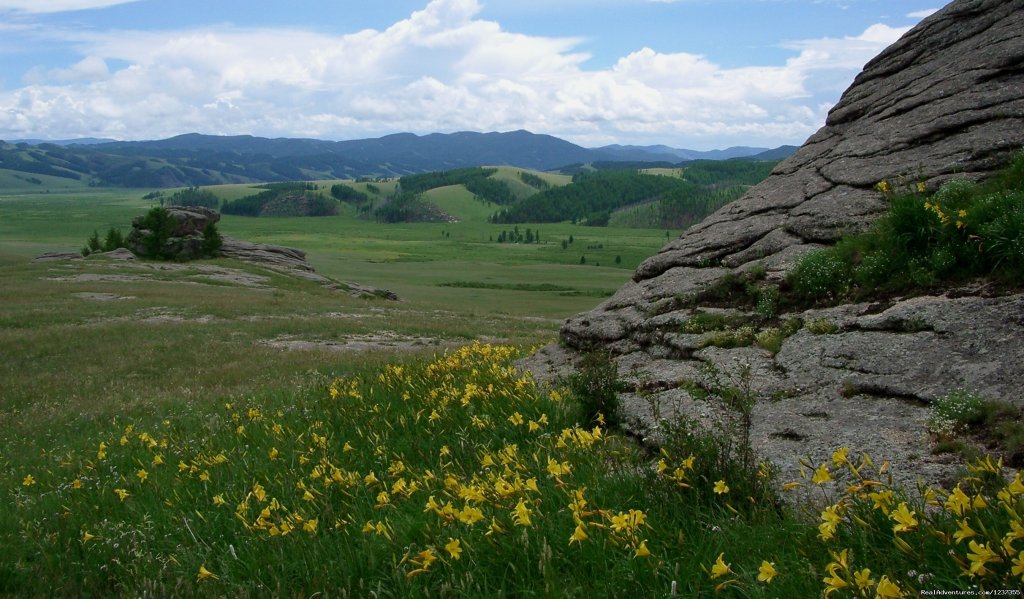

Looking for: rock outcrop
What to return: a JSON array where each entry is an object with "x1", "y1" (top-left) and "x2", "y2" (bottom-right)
[
  {"x1": 523, "y1": 0, "x2": 1024, "y2": 489},
  {"x1": 119, "y1": 205, "x2": 398, "y2": 300}
]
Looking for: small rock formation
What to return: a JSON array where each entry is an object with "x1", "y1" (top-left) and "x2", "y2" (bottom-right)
[
  {"x1": 523, "y1": 0, "x2": 1024, "y2": 489},
  {"x1": 49, "y1": 205, "x2": 399, "y2": 300},
  {"x1": 125, "y1": 205, "x2": 220, "y2": 260}
]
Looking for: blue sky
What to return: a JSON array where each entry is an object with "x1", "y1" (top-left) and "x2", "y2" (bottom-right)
[{"x1": 0, "y1": 0, "x2": 940, "y2": 149}]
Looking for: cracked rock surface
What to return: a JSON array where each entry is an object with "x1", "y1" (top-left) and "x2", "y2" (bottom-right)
[{"x1": 521, "y1": 0, "x2": 1024, "y2": 492}]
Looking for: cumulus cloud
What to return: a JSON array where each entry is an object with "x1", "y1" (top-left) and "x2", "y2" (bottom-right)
[
  {"x1": 907, "y1": 8, "x2": 940, "y2": 19},
  {"x1": 0, "y1": 0, "x2": 140, "y2": 13},
  {"x1": 0, "y1": 0, "x2": 911, "y2": 147}
]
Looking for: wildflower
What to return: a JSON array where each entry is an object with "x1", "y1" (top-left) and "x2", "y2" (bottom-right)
[
  {"x1": 512, "y1": 499, "x2": 532, "y2": 527},
  {"x1": 890, "y1": 503, "x2": 918, "y2": 533},
  {"x1": 917, "y1": 182, "x2": 927, "y2": 193},
  {"x1": 151, "y1": 454, "x2": 164, "y2": 466},
  {"x1": 213, "y1": 494, "x2": 227, "y2": 507},
  {"x1": 853, "y1": 568, "x2": 875, "y2": 590},
  {"x1": 966, "y1": 540, "x2": 1000, "y2": 577},
  {"x1": 487, "y1": 517, "x2": 505, "y2": 536},
  {"x1": 876, "y1": 180, "x2": 890, "y2": 193},
  {"x1": 710, "y1": 553, "x2": 731, "y2": 579},
  {"x1": 569, "y1": 523, "x2": 588, "y2": 545},
  {"x1": 757, "y1": 561, "x2": 777, "y2": 583},
  {"x1": 136, "y1": 469, "x2": 148, "y2": 483},
  {"x1": 199, "y1": 470, "x2": 210, "y2": 482},
  {"x1": 713, "y1": 480, "x2": 729, "y2": 494},
  {"x1": 445, "y1": 538, "x2": 462, "y2": 560},
  {"x1": 363, "y1": 472, "x2": 379, "y2": 485},
  {"x1": 21, "y1": 474, "x2": 35, "y2": 487},
  {"x1": 268, "y1": 447, "x2": 279, "y2": 460},
  {"x1": 634, "y1": 540, "x2": 651, "y2": 558},
  {"x1": 819, "y1": 504, "x2": 843, "y2": 541},
  {"x1": 457, "y1": 505, "x2": 484, "y2": 525},
  {"x1": 81, "y1": 530, "x2": 96, "y2": 543},
  {"x1": 812, "y1": 463, "x2": 832, "y2": 485},
  {"x1": 196, "y1": 565, "x2": 219, "y2": 581},
  {"x1": 823, "y1": 562, "x2": 849, "y2": 597},
  {"x1": 953, "y1": 519, "x2": 977, "y2": 544},
  {"x1": 97, "y1": 442, "x2": 107, "y2": 460},
  {"x1": 831, "y1": 447, "x2": 849, "y2": 467},
  {"x1": 875, "y1": 576, "x2": 903, "y2": 598},
  {"x1": 114, "y1": 488, "x2": 130, "y2": 501},
  {"x1": 303, "y1": 519, "x2": 318, "y2": 534},
  {"x1": 1011, "y1": 550, "x2": 1024, "y2": 579},
  {"x1": 72, "y1": 478, "x2": 83, "y2": 490}
]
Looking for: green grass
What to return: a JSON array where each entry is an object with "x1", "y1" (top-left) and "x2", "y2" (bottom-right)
[{"x1": 423, "y1": 184, "x2": 496, "y2": 221}]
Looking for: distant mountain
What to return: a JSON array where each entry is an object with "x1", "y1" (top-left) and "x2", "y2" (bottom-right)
[
  {"x1": 594, "y1": 144, "x2": 785, "y2": 161},
  {"x1": 743, "y1": 145, "x2": 799, "y2": 161},
  {"x1": 1, "y1": 131, "x2": 793, "y2": 188},
  {"x1": 10, "y1": 137, "x2": 118, "y2": 146}
]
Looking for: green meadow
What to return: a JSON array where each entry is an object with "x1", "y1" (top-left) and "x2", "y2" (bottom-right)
[{"x1": 4, "y1": 181, "x2": 1021, "y2": 597}]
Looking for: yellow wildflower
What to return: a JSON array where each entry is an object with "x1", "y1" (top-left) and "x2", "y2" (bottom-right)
[
  {"x1": 457, "y1": 505, "x2": 484, "y2": 525},
  {"x1": 114, "y1": 488, "x2": 129, "y2": 502},
  {"x1": 853, "y1": 568, "x2": 874, "y2": 590},
  {"x1": 819, "y1": 504, "x2": 843, "y2": 541},
  {"x1": 890, "y1": 503, "x2": 917, "y2": 533},
  {"x1": 917, "y1": 181, "x2": 927, "y2": 193},
  {"x1": 196, "y1": 565, "x2": 219, "y2": 581},
  {"x1": 81, "y1": 530, "x2": 96, "y2": 543},
  {"x1": 151, "y1": 454, "x2": 164, "y2": 466},
  {"x1": 1011, "y1": 550, "x2": 1024, "y2": 580},
  {"x1": 213, "y1": 494, "x2": 226, "y2": 507},
  {"x1": 445, "y1": 538, "x2": 462, "y2": 560},
  {"x1": 303, "y1": 519, "x2": 318, "y2": 534},
  {"x1": 22, "y1": 474, "x2": 35, "y2": 487},
  {"x1": 875, "y1": 576, "x2": 903, "y2": 598},
  {"x1": 966, "y1": 540, "x2": 999, "y2": 577},
  {"x1": 569, "y1": 523, "x2": 588, "y2": 545},
  {"x1": 709, "y1": 553, "x2": 731, "y2": 579},
  {"x1": 812, "y1": 463, "x2": 832, "y2": 485},
  {"x1": 757, "y1": 561, "x2": 777, "y2": 583},
  {"x1": 136, "y1": 469, "x2": 148, "y2": 483},
  {"x1": 713, "y1": 480, "x2": 729, "y2": 494},
  {"x1": 634, "y1": 540, "x2": 651, "y2": 558},
  {"x1": 72, "y1": 478, "x2": 83, "y2": 490},
  {"x1": 512, "y1": 499, "x2": 532, "y2": 527},
  {"x1": 954, "y1": 518, "x2": 977, "y2": 544},
  {"x1": 823, "y1": 564, "x2": 849, "y2": 597}
]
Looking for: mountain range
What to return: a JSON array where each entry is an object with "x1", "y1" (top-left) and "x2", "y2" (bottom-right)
[{"x1": 0, "y1": 130, "x2": 795, "y2": 188}]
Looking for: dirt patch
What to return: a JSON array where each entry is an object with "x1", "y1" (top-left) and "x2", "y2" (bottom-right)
[
  {"x1": 259, "y1": 332, "x2": 456, "y2": 353},
  {"x1": 48, "y1": 274, "x2": 152, "y2": 283},
  {"x1": 72, "y1": 292, "x2": 135, "y2": 301}
]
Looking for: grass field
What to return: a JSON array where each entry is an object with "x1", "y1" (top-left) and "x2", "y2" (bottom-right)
[
  {"x1": 3, "y1": 183, "x2": 1023, "y2": 596},
  {"x1": 0, "y1": 183, "x2": 672, "y2": 437}
]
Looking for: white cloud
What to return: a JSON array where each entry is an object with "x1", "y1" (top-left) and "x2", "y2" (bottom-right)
[
  {"x1": 907, "y1": 8, "x2": 940, "y2": 19},
  {"x1": 0, "y1": 0, "x2": 910, "y2": 148},
  {"x1": 0, "y1": 0, "x2": 140, "y2": 13}
]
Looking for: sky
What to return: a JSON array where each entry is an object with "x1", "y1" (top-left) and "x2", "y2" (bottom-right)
[{"x1": 0, "y1": 0, "x2": 941, "y2": 150}]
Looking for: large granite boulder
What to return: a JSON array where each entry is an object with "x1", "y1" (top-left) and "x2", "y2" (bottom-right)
[{"x1": 523, "y1": 0, "x2": 1024, "y2": 490}]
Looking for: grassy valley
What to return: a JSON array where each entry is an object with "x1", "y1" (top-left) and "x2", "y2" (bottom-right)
[{"x1": 5, "y1": 159, "x2": 1018, "y2": 597}]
